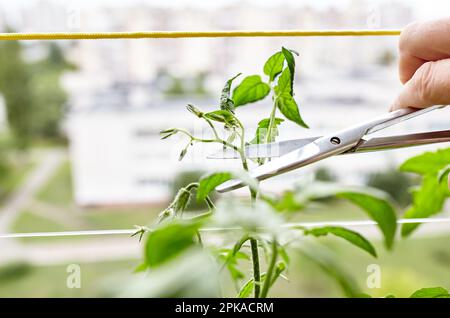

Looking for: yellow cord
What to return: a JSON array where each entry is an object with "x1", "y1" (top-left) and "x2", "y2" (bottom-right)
[{"x1": 0, "y1": 29, "x2": 401, "y2": 41}]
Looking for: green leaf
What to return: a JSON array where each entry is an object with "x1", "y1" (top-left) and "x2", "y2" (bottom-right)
[
  {"x1": 232, "y1": 75, "x2": 270, "y2": 107},
  {"x1": 228, "y1": 263, "x2": 245, "y2": 281},
  {"x1": 410, "y1": 287, "x2": 450, "y2": 298},
  {"x1": 186, "y1": 104, "x2": 204, "y2": 118},
  {"x1": 173, "y1": 187, "x2": 193, "y2": 213},
  {"x1": 123, "y1": 249, "x2": 220, "y2": 297},
  {"x1": 282, "y1": 47, "x2": 297, "y2": 94},
  {"x1": 237, "y1": 277, "x2": 257, "y2": 298},
  {"x1": 337, "y1": 192, "x2": 397, "y2": 249},
  {"x1": 297, "y1": 242, "x2": 361, "y2": 298},
  {"x1": 178, "y1": 144, "x2": 190, "y2": 161},
  {"x1": 237, "y1": 273, "x2": 271, "y2": 298},
  {"x1": 233, "y1": 171, "x2": 260, "y2": 192},
  {"x1": 274, "y1": 68, "x2": 292, "y2": 96},
  {"x1": 262, "y1": 190, "x2": 305, "y2": 213},
  {"x1": 133, "y1": 262, "x2": 148, "y2": 273},
  {"x1": 218, "y1": 235, "x2": 251, "y2": 282},
  {"x1": 214, "y1": 200, "x2": 282, "y2": 235},
  {"x1": 220, "y1": 73, "x2": 241, "y2": 113},
  {"x1": 305, "y1": 226, "x2": 377, "y2": 257},
  {"x1": 400, "y1": 148, "x2": 450, "y2": 175},
  {"x1": 251, "y1": 117, "x2": 284, "y2": 144},
  {"x1": 237, "y1": 264, "x2": 286, "y2": 298},
  {"x1": 227, "y1": 130, "x2": 237, "y2": 144},
  {"x1": 160, "y1": 128, "x2": 178, "y2": 140},
  {"x1": 197, "y1": 171, "x2": 259, "y2": 204},
  {"x1": 401, "y1": 174, "x2": 449, "y2": 237},
  {"x1": 271, "y1": 262, "x2": 287, "y2": 286},
  {"x1": 399, "y1": 148, "x2": 450, "y2": 236},
  {"x1": 197, "y1": 172, "x2": 232, "y2": 202},
  {"x1": 438, "y1": 165, "x2": 450, "y2": 184},
  {"x1": 145, "y1": 220, "x2": 201, "y2": 268},
  {"x1": 278, "y1": 245, "x2": 290, "y2": 265},
  {"x1": 196, "y1": 172, "x2": 233, "y2": 202},
  {"x1": 215, "y1": 247, "x2": 248, "y2": 282},
  {"x1": 222, "y1": 235, "x2": 250, "y2": 266},
  {"x1": 263, "y1": 51, "x2": 285, "y2": 82},
  {"x1": 275, "y1": 93, "x2": 309, "y2": 128},
  {"x1": 204, "y1": 110, "x2": 238, "y2": 128}
]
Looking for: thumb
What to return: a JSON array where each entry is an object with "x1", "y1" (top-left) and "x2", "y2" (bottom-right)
[{"x1": 390, "y1": 59, "x2": 450, "y2": 111}]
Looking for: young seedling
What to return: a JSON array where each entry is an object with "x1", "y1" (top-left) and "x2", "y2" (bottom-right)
[{"x1": 132, "y1": 48, "x2": 450, "y2": 298}]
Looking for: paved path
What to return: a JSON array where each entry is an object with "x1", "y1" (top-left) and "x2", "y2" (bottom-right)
[
  {"x1": 0, "y1": 149, "x2": 65, "y2": 261},
  {"x1": 0, "y1": 149, "x2": 65, "y2": 233}
]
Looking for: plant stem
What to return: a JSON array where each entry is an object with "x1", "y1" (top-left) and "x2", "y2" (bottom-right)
[
  {"x1": 248, "y1": 178, "x2": 261, "y2": 298},
  {"x1": 204, "y1": 195, "x2": 216, "y2": 210},
  {"x1": 260, "y1": 237, "x2": 278, "y2": 298},
  {"x1": 250, "y1": 238, "x2": 261, "y2": 298},
  {"x1": 196, "y1": 231, "x2": 203, "y2": 246},
  {"x1": 238, "y1": 127, "x2": 261, "y2": 298},
  {"x1": 265, "y1": 101, "x2": 278, "y2": 145},
  {"x1": 203, "y1": 117, "x2": 221, "y2": 140}
]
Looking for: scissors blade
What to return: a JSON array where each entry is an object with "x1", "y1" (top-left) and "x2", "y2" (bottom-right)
[
  {"x1": 210, "y1": 130, "x2": 450, "y2": 159},
  {"x1": 216, "y1": 132, "x2": 361, "y2": 192},
  {"x1": 216, "y1": 106, "x2": 445, "y2": 192},
  {"x1": 207, "y1": 137, "x2": 319, "y2": 159}
]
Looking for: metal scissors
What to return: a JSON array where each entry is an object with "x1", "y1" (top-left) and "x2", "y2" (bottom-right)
[{"x1": 209, "y1": 105, "x2": 450, "y2": 192}]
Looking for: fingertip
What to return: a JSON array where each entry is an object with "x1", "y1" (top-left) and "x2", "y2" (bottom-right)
[{"x1": 389, "y1": 100, "x2": 401, "y2": 112}]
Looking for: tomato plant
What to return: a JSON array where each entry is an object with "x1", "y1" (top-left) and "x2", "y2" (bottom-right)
[{"x1": 129, "y1": 48, "x2": 450, "y2": 298}]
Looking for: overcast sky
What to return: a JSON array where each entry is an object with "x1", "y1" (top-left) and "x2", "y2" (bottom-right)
[{"x1": 0, "y1": 0, "x2": 449, "y2": 21}]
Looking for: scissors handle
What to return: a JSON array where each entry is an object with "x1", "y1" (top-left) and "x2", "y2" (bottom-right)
[
  {"x1": 366, "y1": 105, "x2": 444, "y2": 134},
  {"x1": 350, "y1": 130, "x2": 450, "y2": 153}
]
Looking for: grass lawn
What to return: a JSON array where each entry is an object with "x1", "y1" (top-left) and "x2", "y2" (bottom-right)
[
  {"x1": 0, "y1": 157, "x2": 34, "y2": 206},
  {"x1": 12, "y1": 211, "x2": 68, "y2": 233},
  {"x1": 36, "y1": 160, "x2": 73, "y2": 206},
  {"x1": 0, "y1": 260, "x2": 138, "y2": 297}
]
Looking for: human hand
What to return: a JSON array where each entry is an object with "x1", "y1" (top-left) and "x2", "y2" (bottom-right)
[{"x1": 391, "y1": 18, "x2": 450, "y2": 111}]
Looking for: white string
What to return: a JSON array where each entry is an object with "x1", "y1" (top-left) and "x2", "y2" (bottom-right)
[
  {"x1": 0, "y1": 229, "x2": 136, "y2": 238},
  {"x1": 1, "y1": 217, "x2": 450, "y2": 238}
]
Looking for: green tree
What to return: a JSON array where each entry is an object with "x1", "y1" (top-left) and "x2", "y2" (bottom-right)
[
  {"x1": 0, "y1": 40, "x2": 33, "y2": 148},
  {"x1": 29, "y1": 43, "x2": 76, "y2": 139},
  {"x1": 0, "y1": 37, "x2": 75, "y2": 147}
]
